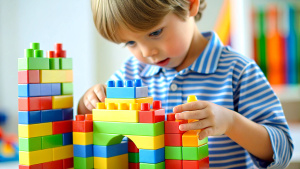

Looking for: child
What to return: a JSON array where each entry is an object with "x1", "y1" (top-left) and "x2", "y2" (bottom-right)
[{"x1": 78, "y1": 0, "x2": 294, "y2": 168}]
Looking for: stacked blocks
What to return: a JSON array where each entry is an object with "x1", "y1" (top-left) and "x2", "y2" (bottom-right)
[{"x1": 18, "y1": 43, "x2": 74, "y2": 169}]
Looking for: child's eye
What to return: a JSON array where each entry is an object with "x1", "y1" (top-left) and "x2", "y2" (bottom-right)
[
  {"x1": 125, "y1": 41, "x2": 136, "y2": 47},
  {"x1": 149, "y1": 28, "x2": 163, "y2": 37}
]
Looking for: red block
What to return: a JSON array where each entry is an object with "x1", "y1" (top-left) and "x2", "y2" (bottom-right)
[
  {"x1": 128, "y1": 139, "x2": 139, "y2": 153},
  {"x1": 18, "y1": 70, "x2": 40, "y2": 84},
  {"x1": 43, "y1": 160, "x2": 63, "y2": 169},
  {"x1": 165, "y1": 159, "x2": 182, "y2": 169},
  {"x1": 129, "y1": 162, "x2": 140, "y2": 169},
  {"x1": 73, "y1": 114, "x2": 93, "y2": 132},
  {"x1": 18, "y1": 97, "x2": 40, "y2": 111},
  {"x1": 165, "y1": 133, "x2": 182, "y2": 146},
  {"x1": 47, "y1": 51, "x2": 55, "y2": 58},
  {"x1": 139, "y1": 102, "x2": 165, "y2": 123},
  {"x1": 53, "y1": 120, "x2": 73, "y2": 134},
  {"x1": 167, "y1": 113, "x2": 176, "y2": 121},
  {"x1": 19, "y1": 164, "x2": 43, "y2": 169},
  {"x1": 40, "y1": 96, "x2": 52, "y2": 110},
  {"x1": 0, "y1": 127, "x2": 3, "y2": 139},
  {"x1": 165, "y1": 120, "x2": 187, "y2": 134},
  {"x1": 182, "y1": 157, "x2": 209, "y2": 169},
  {"x1": 63, "y1": 157, "x2": 74, "y2": 169}
]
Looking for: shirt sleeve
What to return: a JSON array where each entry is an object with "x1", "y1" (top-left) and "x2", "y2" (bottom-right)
[{"x1": 234, "y1": 61, "x2": 294, "y2": 168}]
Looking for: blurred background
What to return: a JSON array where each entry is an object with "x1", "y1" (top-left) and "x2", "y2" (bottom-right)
[{"x1": 0, "y1": 0, "x2": 299, "y2": 168}]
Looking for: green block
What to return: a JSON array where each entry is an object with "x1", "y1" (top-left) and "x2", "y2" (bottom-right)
[
  {"x1": 49, "y1": 58, "x2": 60, "y2": 70},
  {"x1": 30, "y1": 42, "x2": 40, "y2": 50},
  {"x1": 74, "y1": 157, "x2": 94, "y2": 169},
  {"x1": 41, "y1": 134, "x2": 63, "y2": 149},
  {"x1": 25, "y1": 49, "x2": 34, "y2": 58},
  {"x1": 19, "y1": 137, "x2": 42, "y2": 151},
  {"x1": 140, "y1": 162, "x2": 165, "y2": 169},
  {"x1": 18, "y1": 57, "x2": 49, "y2": 70},
  {"x1": 60, "y1": 58, "x2": 72, "y2": 70},
  {"x1": 61, "y1": 83, "x2": 73, "y2": 95},
  {"x1": 165, "y1": 146, "x2": 182, "y2": 160},
  {"x1": 129, "y1": 152, "x2": 139, "y2": 163},
  {"x1": 93, "y1": 133, "x2": 124, "y2": 146},
  {"x1": 198, "y1": 137, "x2": 208, "y2": 146},
  {"x1": 182, "y1": 144, "x2": 209, "y2": 160},
  {"x1": 34, "y1": 50, "x2": 43, "y2": 58},
  {"x1": 93, "y1": 121, "x2": 164, "y2": 136}
]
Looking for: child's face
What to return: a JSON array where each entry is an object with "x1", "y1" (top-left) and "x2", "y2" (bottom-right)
[{"x1": 118, "y1": 12, "x2": 196, "y2": 69}]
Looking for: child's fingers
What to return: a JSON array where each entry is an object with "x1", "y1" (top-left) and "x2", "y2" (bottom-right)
[
  {"x1": 175, "y1": 110, "x2": 207, "y2": 120},
  {"x1": 93, "y1": 84, "x2": 106, "y2": 102},
  {"x1": 86, "y1": 93, "x2": 101, "y2": 109},
  {"x1": 197, "y1": 127, "x2": 213, "y2": 140},
  {"x1": 83, "y1": 96, "x2": 96, "y2": 111},
  {"x1": 179, "y1": 119, "x2": 211, "y2": 131},
  {"x1": 173, "y1": 101, "x2": 208, "y2": 113}
]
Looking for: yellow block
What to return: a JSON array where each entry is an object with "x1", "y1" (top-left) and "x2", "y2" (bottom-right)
[
  {"x1": 52, "y1": 95, "x2": 73, "y2": 109},
  {"x1": 92, "y1": 109, "x2": 139, "y2": 123},
  {"x1": 18, "y1": 123, "x2": 52, "y2": 138},
  {"x1": 73, "y1": 132, "x2": 93, "y2": 145},
  {"x1": 40, "y1": 70, "x2": 73, "y2": 83},
  {"x1": 94, "y1": 154, "x2": 128, "y2": 169},
  {"x1": 105, "y1": 97, "x2": 153, "y2": 110},
  {"x1": 19, "y1": 148, "x2": 53, "y2": 165},
  {"x1": 125, "y1": 134, "x2": 164, "y2": 150},
  {"x1": 53, "y1": 145, "x2": 73, "y2": 161}
]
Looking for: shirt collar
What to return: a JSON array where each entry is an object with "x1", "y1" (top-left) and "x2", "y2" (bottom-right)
[{"x1": 140, "y1": 31, "x2": 223, "y2": 77}]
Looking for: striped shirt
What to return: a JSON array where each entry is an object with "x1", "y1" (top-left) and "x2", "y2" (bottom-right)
[{"x1": 109, "y1": 31, "x2": 294, "y2": 168}]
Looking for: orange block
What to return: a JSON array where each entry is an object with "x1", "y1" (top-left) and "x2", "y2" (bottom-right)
[{"x1": 182, "y1": 130, "x2": 208, "y2": 147}]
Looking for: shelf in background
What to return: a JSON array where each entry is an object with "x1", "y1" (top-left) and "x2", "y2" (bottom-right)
[{"x1": 272, "y1": 85, "x2": 300, "y2": 102}]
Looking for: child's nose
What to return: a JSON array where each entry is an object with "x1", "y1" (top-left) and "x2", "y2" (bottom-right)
[{"x1": 140, "y1": 45, "x2": 157, "y2": 58}]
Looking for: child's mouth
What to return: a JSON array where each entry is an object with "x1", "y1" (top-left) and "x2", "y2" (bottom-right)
[{"x1": 156, "y1": 58, "x2": 170, "y2": 67}]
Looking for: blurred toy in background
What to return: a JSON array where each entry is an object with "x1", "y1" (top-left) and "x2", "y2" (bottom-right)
[{"x1": 0, "y1": 110, "x2": 19, "y2": 162}]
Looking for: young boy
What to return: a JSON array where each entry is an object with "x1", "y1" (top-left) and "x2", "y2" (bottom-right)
[{"x1": 78, "y1": 0, "x2": 294, "y2": 168}]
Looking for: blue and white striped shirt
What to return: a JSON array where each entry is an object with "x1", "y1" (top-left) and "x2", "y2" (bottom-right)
[{"x1": 109, "y1": 31, "x2": 294, "y2": 168}]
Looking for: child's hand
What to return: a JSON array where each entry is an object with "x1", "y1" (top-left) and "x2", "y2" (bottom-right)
[
  {"x1": 81, "y1": 84, "x2": 107, "y2": 111},
  {"x1": 173, "y1": 101, "x2": 235, "y2": 140}
]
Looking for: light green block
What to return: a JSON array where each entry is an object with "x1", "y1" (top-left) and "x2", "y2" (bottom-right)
[
  {"x1": 165, "y1": 146, "x2": 182, "y2": 160},
  {"x1": 41, "y1": 134, "x2": 63, "y2": 149},
  {"x1": 18, "y1": 57, "x2": 49, "y2": 70},
  {"x1": 198, "y1": 144, "x2": 209, "y2": 160},
  {"x1": 129, "y1": 152, "x2": 139, "y2": 163},
  {"x1": 93, "y1": 121, "x2": 164, "y2": 136},
  {"x1": 93, "y1": 133, "x2": 124, "y2": 146},
  {"x1": 74, "y1": 157, "x2": 94, "y2": 169},
  {"x1": 140, "y1": 162, "x2": 165, "y2": 169},
  {"x1": 60, "y1": 58, "x2": 72, "y2": 70},
  {"x1": 198, "y1": 137, "x2": 208, "y2": 146},
  {"x1": 182, "y1": 144, "x2": 209, "y2": 160},
  {"x1": 61, "y1": 83, "x2": 73, "y2": 95},
  {"x1": 49, "y1": 58, "x2": 60, "y2": 70},
  {"x1": 30, "y1": 43, "x2": 40, "y2": 50},
  {"x1": 19, "y1": 137, "x2": 42, "y2": 151}
]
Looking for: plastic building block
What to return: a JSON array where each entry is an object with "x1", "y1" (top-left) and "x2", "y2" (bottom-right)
[
  {"x1": 19, "y1": 137, "x2": 42, "y2": 151},
  {"x1": 52, "y1": 95, "x2": 73, "y2": 109},
  {"x1": 53, "y1": 145, "x2": 73, "y2": 161},
  {"x1": 93, "y1": 121, "x2": 164, "y2": 136},
  {"x1": 18, "y1": 84, "x2": 41, "y2": 97},
  {"x1": 125, "y1": 134, "x2": 164, "y2": 150},
  {"x1": 129, "y1": 162, "x2": 140, "y2": 169},
  {"x1": 129, "y1": 152, "x2": 139, "y2": 163},
  {"x1": 18, "y1": 97, "x2": 41, "y2": 111},
  {"x1": 73, "y1": 132, "x2": 93, "y2": 145},
  {"x1": 18, "y1": 111, "x2": 41, "y2": 124},
  {"x1": 74, "y1": 156, "x2": 94, "y2": 169},
  {"x1": 40, "y1": 70, "x2": 73, "y2": 83},
  {"x1": 40, "y1": 96, "x2": 52, "y2": 110},
  {"x1": 73, "y1": 144, "x2": 93, "y2": 158},
  {"x1": 165, "y1": 146, "x2": 182, "y2": 160},
  {"x1": 106, "y1": 79, "x2": 148, "y2": 99},
  {"x1": 94, "y1": 154, "x2": 128, "y2": 169},
  {"x1": 19, "y1": 164, "x2": 43, "y2": 169},
  {"x1": 139, "y1": 147, "x2": 165, "y2": 164},
  {"x1": 139, "y1": 101, "x2": 165, "y2": 123},
  {"x1": 41, "y1": 134, "x2": 63, "y2": 149},
  {"x1": 62, "y1": 132, "x2": 73, "y2": 145},
  {"x1": 63, "y1": 157, "x2": 74, "y2": 169},
  {"x1": 165, "y1": 133, "x2": 182, "y2": 146},
  {"x1": 49, "y1": 58, "x2": 60, "y2": 70},
  {"x1": 105, "y1": 97, "x2": 153, "y2": 110},
  {"x1": 128, "y1": 139, "x2": 139, "y2": 153},
  {"x1": 52, "y1": 120, "x2": 73, "y2": 134},
  {"x1": 18, "y1": 57, "x2": 50, "y2": 70},
  {"x1": 93, "y1": 141, "x2": 128, "y2": 158},
  {"x1": 61, "y1": 83, "x2": 73, "y2": 95},
  {"x1": 182, "y1": 144, "x2": 209, "y2": 160},
  {"x1": 73, "y1": 114, "x2": 93, "y2": 132},
  {"x1": 62, "y1": 108, "x2": 73, "y2": 120},
  {"x1": 165, "y1": 159, "x2": 183, "y2": 169},
  {"x1": 40, "y1": 83, "x2": 52, "y2": 96},
  {"x1": 18, "y1": 70, "x2": 40, "y2": 84},
  {"x1": 182, "y1": 130, "x2": 208, "y2": 147},
  {"x1": 139, "y1": 162, "x2": 165, "y2": 169},
  {"x1": 30, "y1": 43, "x2": 40, "y2": 50},
  {"x1": 42, "y1": 160, "x2": 63, "y2": 169},
  {"x1": 51, "y1": 83, "x2": 61, "y2": 96},
  {"x1": 18, "y1": 122, "x2": 52, "y2": 138},
  {"x1": 41, "y1": 109, "x2": 63, "y2": 122},
  {"x1": 187, "y1": 95, "x2": 198, "y2": 103},
  {"x1": 60, "y1": 58, "x2": 72, "y2": 69},
  {"x1": 182, "y1": 157, "x2": 209, "y2": 169},
  {"x1": 167, "y1": 113, "x2": 176, "y2": 121},
  {"x1": 93, "y1": 133, "x2": 124, "y2": 146},
  {"x1": 164, "y1": 120, "x2": 187, "y2": 134},
  {"x1": 19, "y1": 148, "x2": 53, "y2": 165}
]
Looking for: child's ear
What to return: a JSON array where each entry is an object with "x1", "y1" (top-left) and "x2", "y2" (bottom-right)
[{"x1": 189, "y1": 0, "x2": 199, "y2": 17}]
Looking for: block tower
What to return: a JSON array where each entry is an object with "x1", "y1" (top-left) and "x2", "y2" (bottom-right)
[{"x1": 18, "y1": 43, "x2": 74, "y2": 168}]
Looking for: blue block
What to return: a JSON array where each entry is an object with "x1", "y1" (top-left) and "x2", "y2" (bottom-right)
[
  {"x1": 139, "y1": 147, "x2": 165, "y2": 164},
  {"x1": 18, "y1": 111, "x2": 41, "y2": 124},
  {"x1": 18, "y1": 84, "x2": 40, "y2": 97},
  {"x1": 106, "y1": 80, "x2": 148, "y2": 98},
  {"x1": 51, "y1": 83, "x2": 61, "y2": 96},
  {"x1": 73, "y1": 144, "x2": 93, "y2": 158},
  {"x1": 62, "y1": 108, "x2": 73, "y2": 120},
  {"x1": 63, "y1": 132, "x2": 73, "y2": 145},
  {"x1": 41, "y1": 109, "x2": 63, "y2": 122},
  {"x1": 93, "y1": 141, "x2": 128, "y2": 158},
  {"x1": 40, "y1": 83, "x2": 52, "y2": 96}
]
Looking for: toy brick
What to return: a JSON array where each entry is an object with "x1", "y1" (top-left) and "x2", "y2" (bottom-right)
[
  {"x1": 106, "y1": 80, "x2": 148, "y2": 98},
  {"x1": 94, "y1": 154, "x2": 128, "y2": 169},
  {"x1": 52, "y1": 120, "x2": 73, "y2": 134},
  {"x1": 60, "y1": 58, "x2": 72, "y2": 70},
  {"x1": 139, "y1": 162, "x2": 165, "y2": 169},
  {"x1": 18, "y1": 122, "x2": 52, "y2": 138},
  {"x1": 93, "y1": 133, "x2": 124, "y2": 146},
  {"x1": 164, "y1": 120, "x2": 187, "y2": 134},
  {"x1": 182, "y1": 157, "x2": 209, "y2": 169},
  {"x1": 182, "y1": 144, "x2": 208, "y2": 160},
  {"x1": 182, "y1": 130, "x2": 208, "y2": 147},
  {"x1": 139, "y1": 147, "x2": 165, "y2": 164},
  {"x1": 18, "y1": 97, "x2": 40, "y2": 111},
  {"x1": 41, "y1": 109, "x2": 63, "y2": 123},
  {"x1": 73, "y1": 144, "x2": 93, "y2": 158},
  {"x1": 61, "y1": 83, "x2": 73, "y2": 95},
  {"x1": 19, "y1": 148, "x2": 53, "y2": 165},
  {"x1": 167, "y1": 113, "x2": 176, "y2": 121},
  {"x1": 18, "y1": 84, "x2": 41, "y2": 97},
  {"x1": 63, "y1": 157, "x2": 74, "y2": 169},
  {"x1": 41, "y1": 134, "x2": 63, "y2": 149},
  {"x1": 40, "y1": 96, "x2": 52, "y2": 110},
  {"x1": 74, "y1": 156, "x2": 94, "y2": 169},
  {"x1": 53, "y1": 145, "x2": 73, "y2": 161},
  {"x1": 129, "y1": 152, "x2": 139, "y2": 163},
  {"x1": 62, "y1": 132, "x2": 73, "y2": 145},
  {"x1": 18, "y1": 57, "x2": 49, "y2": 70},
  {"x1": 30, "y1": 43, "x2": 40, "y2": 50},
  {"x1": 187, "y1": 95, "x2": 198, "y2": 103},
  {"x1": 18, "y1": 111, "x2": 41, "y2": 124},
  {"x1": 125, "y1": 134, "x2": 164, "y2": 150},
  {"x1": 139, "y1": 102, "x2": 165, "y2": 123},
  {"x1": 128, "y1": 139, "x2": 139, "y2": 153},
  {"x1": 51, "y1": 83, "x2": 61, "y2": 96},
  {"x1": 49, "y1": 58, "x2": 60, "y2": 70},
  {"x1": 40, "y1": 70, "x2": 73, "y2": 83},
  {"x1": 73, "y1": 132, "x2": 93, "y2": 145},
  {"x1": 165, "y1": 146, "x2": 182, "y2": 160},
  {"x1": 40, "y1": 83, "x2": 52, "y2": 96},
  {"x1": 42, "y1": 159, "x2": 63, "y2": 169},
  {"x1": 129, "y1": 162, "x2": 140, "y2": 169},
  {"x1": 62, "y1": 108, "x2": 73, "y2": 120},
  {"x1": 73, "y1": 114, "x2": 93, "y2": 132},
  {"x1": 19, "y1": 164, "x2": 43, "y2": 169},
  {"x1": 18, "y1": 70, "x2": 40, "y2": 84},
  {"x1": 165, "y1": 159, "x2": 183, "y2": 169},
  {"x1": 165, "y1": 133, "x2": 182, "y2": 146},
  {"x1": 52, "y1": 95, "x2": 73, "y2": 109},
  {"x1": 19, "y1": 137, "x2": 42, "y2": 151},
  {"x1": 105, "y1": 97, "x2": 153, "y2": 110},
  {"x1": 93, "y1": 121, "x2": 164, "y2": 136},
  {"x1": 94, "y1": 141, "x2": 128, "y2": 158}
]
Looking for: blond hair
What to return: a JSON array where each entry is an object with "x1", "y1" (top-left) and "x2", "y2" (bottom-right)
[{"x1": 91, "y1": 0, "x2": 206, "y2": 43}]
